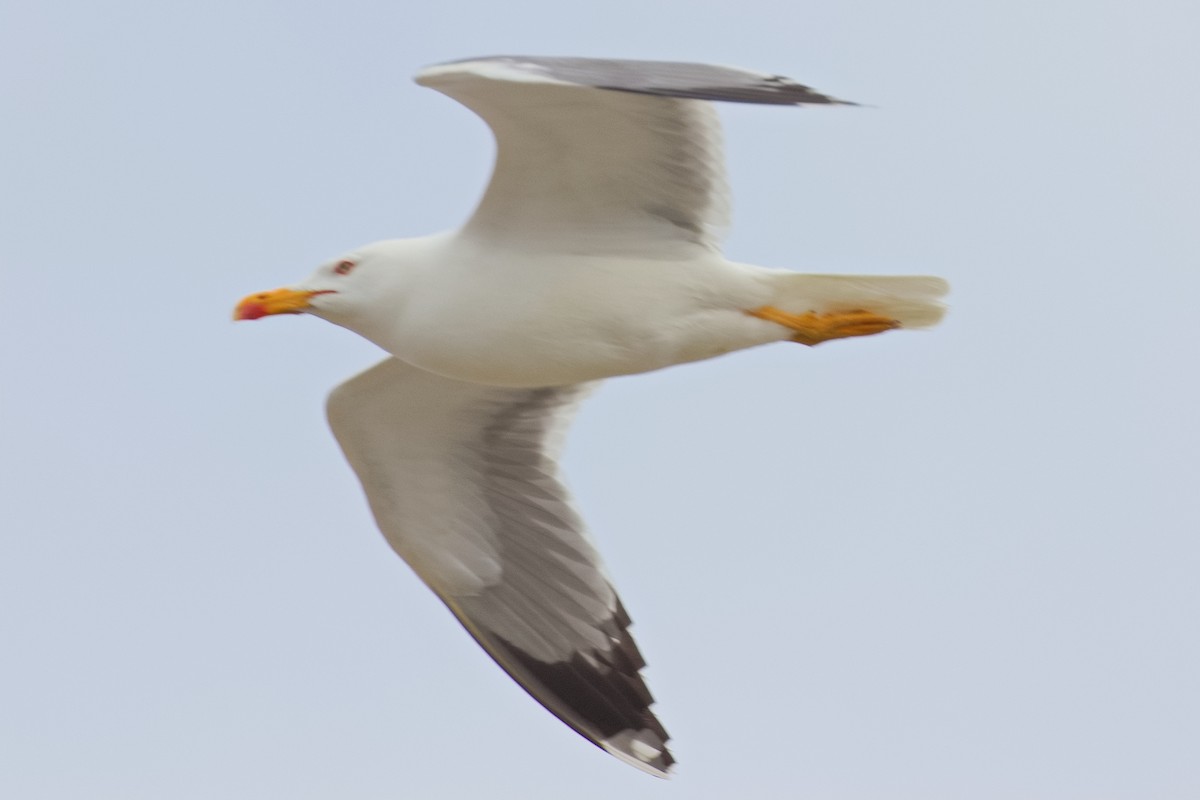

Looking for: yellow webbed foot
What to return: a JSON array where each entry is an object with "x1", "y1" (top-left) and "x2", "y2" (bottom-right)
[{"x1": 747, "y1": 306, "x2": 900, "y2": 346}]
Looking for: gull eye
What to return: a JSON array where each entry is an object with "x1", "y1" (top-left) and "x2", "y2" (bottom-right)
[{"x1": 333, "y1": 259, "x2": 356, "y2": 276}]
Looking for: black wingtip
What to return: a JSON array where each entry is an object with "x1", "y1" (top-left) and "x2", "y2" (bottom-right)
[{"x1": 501, "y1": 641, "x2": 675, "y2": 772}]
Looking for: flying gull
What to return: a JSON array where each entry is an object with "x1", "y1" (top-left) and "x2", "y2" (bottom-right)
[{"x1": 234, "y1": 55, "x2": 948, "y2": 776}]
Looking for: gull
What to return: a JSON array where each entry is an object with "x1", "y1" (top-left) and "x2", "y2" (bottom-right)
[{"x1": 234, "y1": 55, "x2": 948, "y2": 776}]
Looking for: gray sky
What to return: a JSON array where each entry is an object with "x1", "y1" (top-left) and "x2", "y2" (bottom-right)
[{"x1": 2, "y1": 1, "x2": 1198, "y2": 798}]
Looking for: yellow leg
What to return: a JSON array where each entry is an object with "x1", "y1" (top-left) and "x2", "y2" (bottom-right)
[{"x1": 747, "y1": 306, "x2": 900, "y2": 346}]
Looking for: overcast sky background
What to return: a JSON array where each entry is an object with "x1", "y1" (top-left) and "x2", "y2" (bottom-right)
[{"x1": 2, "y1": 1, "x2": 1198, "y2": 798}]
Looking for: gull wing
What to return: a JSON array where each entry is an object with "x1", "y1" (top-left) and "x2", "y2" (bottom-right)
[
  {"x1": 415, "y1": 55, "x2": 852, "y2": 256},
  {"x1": 326, "y1": 358, "x2": 673, "y2": 776}
]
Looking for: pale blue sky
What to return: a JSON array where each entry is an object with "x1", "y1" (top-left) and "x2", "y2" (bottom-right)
[{"x1": 2, "y1": 1, "x2": 1198, "y2": 798}]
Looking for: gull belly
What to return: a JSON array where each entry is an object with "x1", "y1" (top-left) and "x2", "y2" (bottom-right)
[{"x1": 383, "y1": 243, "x2": 788, "y2": 387}]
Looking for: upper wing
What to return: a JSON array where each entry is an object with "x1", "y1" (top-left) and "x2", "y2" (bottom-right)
[
  {"x1": 416, "y1": 55, "x2": 853, "y2": 256},
  {"x1": 326, "y1": 358, "x2": 673, "y2": 776}
]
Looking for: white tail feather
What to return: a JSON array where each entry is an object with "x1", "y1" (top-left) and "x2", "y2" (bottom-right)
[{"x1": 769, "y1": 273, "x2": 949, "y2": 329}]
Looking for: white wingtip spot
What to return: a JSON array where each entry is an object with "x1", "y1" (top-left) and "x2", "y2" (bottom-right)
[
  {"x1": 601, "y1": 728, "x2": 672, "y2": 777},
  {"x1": 630, "y1": 737, "x2": 662, "y2": 761}
]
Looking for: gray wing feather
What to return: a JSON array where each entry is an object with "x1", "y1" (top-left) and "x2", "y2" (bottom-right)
[
  {"x1": 433, "y1": 55, "x2": 856, "y2": 106},
  {"x1": 326, "y1": 358, "x2": 673, "y2": 776},
  {"x1": 415, "y1": 56, "x2": 853, "y2": 256}
]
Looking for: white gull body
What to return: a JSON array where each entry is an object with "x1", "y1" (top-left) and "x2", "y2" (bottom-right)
[
  {"x1": 312, "y1": 235, "x2": 795, "y2": 387},
  {"x1": 236, "y1": 55, "x2": 948, "y2": 777}
]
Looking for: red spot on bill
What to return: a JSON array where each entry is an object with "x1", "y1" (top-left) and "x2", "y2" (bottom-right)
[{"x1": 234, "y1": 302, "x2": 268, "y2": 321}]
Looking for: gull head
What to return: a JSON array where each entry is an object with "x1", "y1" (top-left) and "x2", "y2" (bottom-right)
[{"x1": 233, "y1": 239, "x2": 420, "y2": 328}]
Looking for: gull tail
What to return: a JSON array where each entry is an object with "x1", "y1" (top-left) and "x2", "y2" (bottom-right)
[{"x1": 770, "y1": 272, "x2": 949, "y2": 329}]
